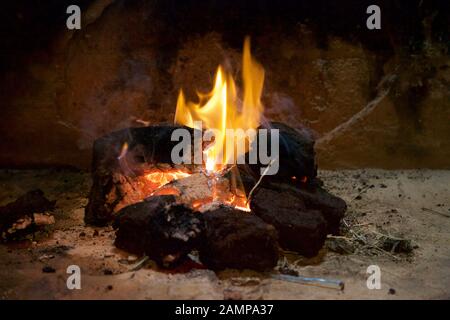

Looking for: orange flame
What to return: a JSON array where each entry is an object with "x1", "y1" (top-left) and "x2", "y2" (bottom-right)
[
  {"x1": 145, "y1": 170, "x2": 191, "y2": 187},
  {"x1": 174, "y1": 37, "x2": 265, "y2": 172}
]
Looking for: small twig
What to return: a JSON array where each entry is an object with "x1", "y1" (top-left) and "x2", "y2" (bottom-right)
[
  {"x1": 326, "y1": 235, "x2": 354, "y2": 241},
  {"x1": 272, "y1": 274, "x2": 345, "y2": 291},
  {"x1": 343, "y1": 219, "x2": 367, "y2": 243},
  {"x1": 349, "y1": 185, "x2": 372, "y2": 203},
  {"x1": 245, "y1": 159, "x2": 276, "y2": 205},
  {"x1": 369, "y1": 229, "x2": 407, "y2": 241},
  {"x1": 352, "y1": 223, "x2": 372, "y2": 227},
  {"x1": 342, "y1": 219, "x2": 401, "y2": 261},
  {"x1": 128, "y1": 255, "x2": 149, "y2": 272},
  {"x1": 372, "y1": 246, "x2": 401, "y2": 260},
  {"x1": 56, "y1": 120, "x2": 95, "y2": 138},
  {"x1": 422, "y1": 207, "x2": 450, "y2": 218},
  {"x1": 316, "y1": 72, "x2": 397, "y2": 146}
]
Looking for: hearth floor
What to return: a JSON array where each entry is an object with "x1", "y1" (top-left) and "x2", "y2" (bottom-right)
[{"x1": 0, "y1": 169, "x2": 449, "y2": 299}]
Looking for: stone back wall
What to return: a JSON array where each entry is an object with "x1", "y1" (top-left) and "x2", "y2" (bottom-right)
[{"x1": 0, "y1": 0, "x2": 449, "y2": 170}]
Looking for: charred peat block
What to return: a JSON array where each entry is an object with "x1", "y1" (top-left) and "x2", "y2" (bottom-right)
[
  {"x1": 247, "y1": 121, "x2": 317, "y2": 183},
  {"x1": 113, "y1": 196, "x2": 279, "y2": 270},
  {"x1": 200, "y1": 206, "x2": 279, "y2": 271},
  {"x1": 250, "y1": 186, "x2": 327, "y2": 257},
  {"x1": 85, "y1": 125, "x2": 195, "y2": 226},
  {"x1": 113, "y1": 195, "x2": 203, "y2": 268},
  {"x1": 244, "y1": 121, "x2": 346, "y2": 256}
]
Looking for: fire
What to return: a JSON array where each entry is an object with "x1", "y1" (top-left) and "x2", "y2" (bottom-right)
[
  {"x1": 174, "y1": 37, "x2": 265, "y2": 172},
  {"x1": 174, "y1": 37, "x2": 264, "y2": 211}
]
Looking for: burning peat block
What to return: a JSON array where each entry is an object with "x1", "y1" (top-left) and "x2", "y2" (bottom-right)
[
  {"x1": 113, "y1": 195, "x2": 203, "y2": 267},
  {"x1": 199, "y1": 206, "x2": 279, "y2": 271},
  {"x1": 85, "y1": 125, "x2": 195, "y2": 226},
  {"x1": 247, "y1": 121, "x2": 317, "y2": 183},
  {"x1": 250, "y1": 186, "x2": 327, "y2": 257}
]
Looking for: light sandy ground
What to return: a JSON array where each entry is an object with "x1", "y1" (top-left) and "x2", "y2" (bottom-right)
[{"x1": 0, "y1": 169, "x2": 449, "y2": 299}]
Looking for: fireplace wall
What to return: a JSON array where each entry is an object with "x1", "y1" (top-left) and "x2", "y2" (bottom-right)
[{"x1": 1, "y1": 0, "x2": 449, "y2": 169}]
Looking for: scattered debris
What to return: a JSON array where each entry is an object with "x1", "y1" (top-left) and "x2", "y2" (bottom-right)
[
  {"x1": 42, "y1": 266, "x2": 56, "y2": 273},
  {"x1": 230, "y1": 277, "x2": 261, "y2": 286},
  {"x1": 33, "y1": 213, "x2": 55, "y2": 226},
  {"x1": 388, "y1": 288, "x2": 396, "y2": 295},
  {"x1": 0, "y1": 189, "x2": 55, "y2": 240},
  {"x1": 128, "y1": 256, "x2": 150, "y2": 271},
  {"x1": 326, "y1": 236, "x2": 355, "y2": 254},
  {"x1": 340, "y1": 219, "x2": 408, "y2": 260},
  {"x1": 380, "y1": 236, "x2": 414, "y2": 254},
  {"x1": 103, "y1": 269, "x2": 113, "y2": 275},
  {"x1": 277, "y1": 264, "x2": 299, "y2": 276},
  {"x1": 223, "y1": 289, "x2": 243, "y2": 300},
  {"x1": 38, "y1": 254, "x2": 55, "y2": 261}
]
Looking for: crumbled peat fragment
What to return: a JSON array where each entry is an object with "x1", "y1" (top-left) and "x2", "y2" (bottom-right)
[
  {"x1": 42, "y1": 266, "x2": 56, "y2": 273},
  {"x1": 113, "y1": 195, "x2": 204, "y2": 268},
  {"x1": 199, "y1": 206, "x2": 279, "y2": 271},
  {"x1": 0, "y1": 189, "x2": 56, "y2": 240},
  {"x1": 380, "y1": 236, "x2": 414, "y2": 254},
  {"x1": 250, "y1": 187, "x2": 327, "y2": 257}
]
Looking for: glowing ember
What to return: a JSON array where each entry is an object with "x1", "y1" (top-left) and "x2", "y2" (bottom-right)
[
  {"x1": 144, "y1": 170, "x2": 191, "y2": 192},
  {"x1": 145, "y1": 170, "x2": 191, "y2": 186}
]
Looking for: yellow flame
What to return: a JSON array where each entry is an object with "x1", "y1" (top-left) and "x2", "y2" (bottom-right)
[
  {"x1": 174, "y1": 37, "x2": 264, "y2": 172},
  {"x1": 145, "y1": 170, "x2": 191, "y2": 187}
]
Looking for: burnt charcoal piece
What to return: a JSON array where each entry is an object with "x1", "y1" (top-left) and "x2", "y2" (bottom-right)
[
  {"x1": 247, "y1": 121, "x2": 317, "y2": 184},
  {"x1": 0, "y1": 189, "x2": 55, "y2": 239},
  {"x1": 114, "y1": 195, "x2": 204, "y2": 267},
  {"x1": 264, "y1": 183, "x2": 346, "y2": 235},
  {"x1": 85, "y1": 125, "x2": 195, "y2": 226},
  {"x1": 250, "y1": 187, "x2": 327, "y2": 257},
  {"x1": 200, "y1": 206, "x2": 279, "y2": 271}
]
